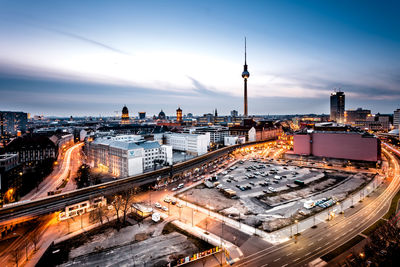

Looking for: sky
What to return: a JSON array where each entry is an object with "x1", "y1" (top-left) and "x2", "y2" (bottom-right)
[{"x1": 0, "y1": 0, "x2": 399, "y2": 117}]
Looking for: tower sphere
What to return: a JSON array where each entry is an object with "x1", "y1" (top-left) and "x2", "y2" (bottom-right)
[{"x1": 242, "y1": 70, "x2": 250, "y2": 79}]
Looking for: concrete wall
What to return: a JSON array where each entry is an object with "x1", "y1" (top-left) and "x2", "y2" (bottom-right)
[{"x1": 294, "y1": 132, "x2": 379, "y2": 162}]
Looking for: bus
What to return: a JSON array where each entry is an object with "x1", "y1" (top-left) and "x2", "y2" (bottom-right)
[{"x1": 294, "y1": 180, "x2": 305, "y2": 186}]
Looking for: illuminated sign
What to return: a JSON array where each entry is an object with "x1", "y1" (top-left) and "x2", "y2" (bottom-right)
[{"x1": 174, "y1": 246, "x2": 222, "y2": 266}]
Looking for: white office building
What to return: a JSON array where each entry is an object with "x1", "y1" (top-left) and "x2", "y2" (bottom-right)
[
  {"x1": 164, "y1": 132, "x2": 210, "y2": 155},
  {"x1": 87, "y1": 136, "x2": 173, "y2": 178},
  {"x1": 183, "y1": 126, "x2": 229, "y2": 144}
]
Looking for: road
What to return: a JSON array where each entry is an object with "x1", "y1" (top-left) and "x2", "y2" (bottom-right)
[
  {"x1": 0, "y1": 139, "x2": 267, "y2": 226},
  {"x1": 21, "y1": 143, "x2": 83, "y2": 201},
  {"x1": 233, "y1": 147, "x2": 400, "y2": 266}
]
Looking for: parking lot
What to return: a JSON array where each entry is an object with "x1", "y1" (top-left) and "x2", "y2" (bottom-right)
[{"x1": 178, "y1": 148, "x2": 375, "y2": 232}]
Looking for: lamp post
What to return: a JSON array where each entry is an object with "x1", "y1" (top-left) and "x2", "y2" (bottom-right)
[
  {"x1": 312, "y1": 213, "x2": 316, "y2": 228},
  {"x1": 192, "y1": 208, "x2": 194, "y2": 227},
  {"x1": 220, "y1": 221, "x2": 224, "y2": 266}
]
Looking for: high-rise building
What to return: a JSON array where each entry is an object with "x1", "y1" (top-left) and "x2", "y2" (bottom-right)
[
  {"x1": 0, "y1": 111, "x2": 28, "y2": 139},
  {"x1": 394, "y1": 109, "x2": 400, "y2": 128},
  {"x1": 241, "y1": 38, "x2": 250, "y2": 117},
  {"x1": 330, "y1": 91, "x2": 345, "y2": 123},
  {"x1": 138, "y1": 112, "x2": 146, "y2": 120},
  {"x1": 176, "y1": 107, "x2": 182, "y2": 123},
  {"x1": 121, "y1": 105, "x2": 130, "y2": 124}
]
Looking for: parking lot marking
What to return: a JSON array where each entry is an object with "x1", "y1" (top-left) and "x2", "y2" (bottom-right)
[
  {"x1": 297, "y1": 247, "x2": 303, "y2": 251},
  {"x1": 286, "y1": 252, "x2": 293, "y2": 256},
  {"x1": 308, "y1": 242, "x2": 314, "y2": 246},
  {"x1": 305, "y1": 252, "x2": 312, "y2": 256},
  {"x1": 293, "y1": 258, "x2": 301, "y2": 262},
  {"x1": 315, "y1": 247, "x2": 322, "y2": 251},
  {"x1": 282, "y1": 264, "x2": 288, "y2": 267},
  {"x1": 273, "y1": 258, "x2": 281, "y2": 262},
  {"x1": 317, "y1": 238, "x2": 323, "y2": 241}
]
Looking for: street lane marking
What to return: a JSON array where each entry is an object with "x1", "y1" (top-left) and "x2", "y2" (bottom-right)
[
  {"x1": 316, "y1": 247, "x2": 322, "y2": 250},
  {"x1": 305, "y1": 252, "x2": 311, "y2": 256},
  {"x1": 287, "y1": 252, "x2": 293, "y2": 256},
  {"x1": 293, "y1": 258, "x2": 301, "y2": 262},
  {"x1": 273, "y1": 258, "x2": 281, "y2": 262},
  {"x1": 334, "y1": 236, "x2": 340, "y2": 241},
  {"x1": 282, "y1": 264, "x2": 288, "y2": 267},
  {"x1": 317, "y1": 238, "x2": 323, "y2": 241},
  {"x1": 297, "y1": 247, "x2": 303, "y2": 251},
  {"x1": 308, "y1": 242, "x2": 314, "y2": 246}
]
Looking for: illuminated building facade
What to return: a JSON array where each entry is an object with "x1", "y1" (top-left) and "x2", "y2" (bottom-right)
[
  {"x1": 345, "y1": 108, "x2": 371, "y2": 125},
  {"x1": 0, "y1": 111, "x2": 28, "y2": 140},
  {"x1": 121, "y1": 105, "x2": 130, "y2": 124},
  {"x1": 330, "y1": 91, "x2": 345, "y2": 123},
  {"x1": 176, "y1": 107, "x2": 182, "y2": 123},
  {"x1": 5, "y1": 135, "x2": 57, "y2": 165},
  {"x1": 87, "y1": 136, "x2": 173, "y2": 178}
]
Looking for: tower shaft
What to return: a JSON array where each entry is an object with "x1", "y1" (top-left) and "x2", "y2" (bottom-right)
[{"x1": 244, "y1": 79, "x2": 248, "y2": 117}]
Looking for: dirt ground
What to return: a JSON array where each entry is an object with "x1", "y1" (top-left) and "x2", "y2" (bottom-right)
[{"x1": 179, "y1": 165, "x2": 374, "y2": 232}]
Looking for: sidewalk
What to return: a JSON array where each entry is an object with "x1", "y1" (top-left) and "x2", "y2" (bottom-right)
[{"x1": 159, "y1": 211, "x2": 244, "y2": 265}]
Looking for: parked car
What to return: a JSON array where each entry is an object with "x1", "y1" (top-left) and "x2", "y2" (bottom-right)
[
  {"x1": 155, "y1": 202, "x2": 162, "y2": 209},
  {"x1": 162, "y1": 206, "x2": 168, "y2": 211}
]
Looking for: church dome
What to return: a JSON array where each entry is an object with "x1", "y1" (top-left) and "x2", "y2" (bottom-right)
[
  {"x1": 158, "y1": 110, "x2": 166, "y2": 119},
  {"x1": 122, "y1": 105, "x2": 129, "y2": 115}
]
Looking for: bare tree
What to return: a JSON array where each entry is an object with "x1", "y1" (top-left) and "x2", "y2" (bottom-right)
[
  {"x1": 121, "y1": 187, "x2": 138, "y2": 224},
  {"x1": 10, "y1": 248, "x2": 20, "y2": 267},
  {"x1": 112, "y1": 195, "x2": 124, "y2": 225},
  {"x1": 31, "y1": 230, "x2": 40, "y2": 251},
  {"x1": 94, "y1": 205, "x2": 105, "y2": 225}
]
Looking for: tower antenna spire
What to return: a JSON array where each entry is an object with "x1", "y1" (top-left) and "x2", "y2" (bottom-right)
[{"x1": 244, "y1": 37, "x2": 247, "y2": 65}]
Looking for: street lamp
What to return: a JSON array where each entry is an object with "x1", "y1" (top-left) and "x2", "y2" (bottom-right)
[{"x1": 220, "y1": 221, "x2": 224, "y2": 266}]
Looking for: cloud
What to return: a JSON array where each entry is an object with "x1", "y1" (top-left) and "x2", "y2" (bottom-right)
[{"x1": 42, "y1": 26, "x2": 129, "y2": 55}]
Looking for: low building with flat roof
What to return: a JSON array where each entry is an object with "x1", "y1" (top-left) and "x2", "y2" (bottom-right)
[{"x1": 293, "y1": 129, "x2": 380, "y2": 162}]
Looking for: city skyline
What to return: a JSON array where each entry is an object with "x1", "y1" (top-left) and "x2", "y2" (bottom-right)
[{"x1": 1, "y1": 0, "x2": 400, "y2": 116}]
